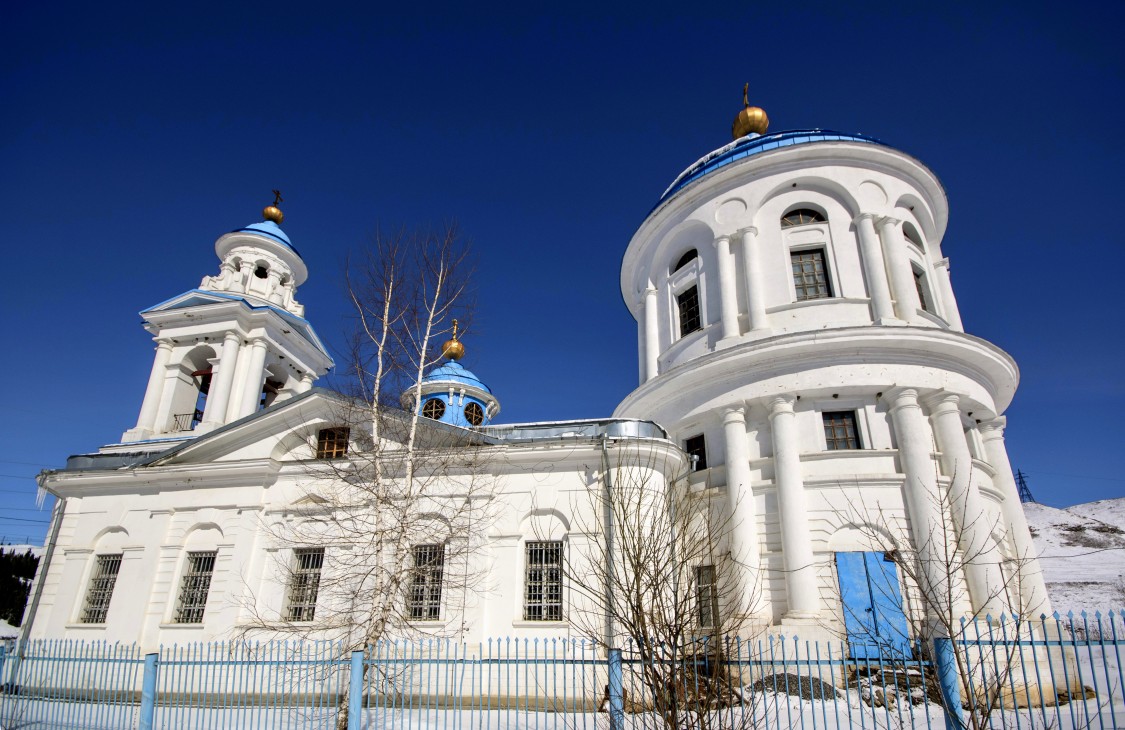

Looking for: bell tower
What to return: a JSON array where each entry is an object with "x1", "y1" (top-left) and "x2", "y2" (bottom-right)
[{"x1": 121, "y1": 195, "x2": 333, "y2": 443}]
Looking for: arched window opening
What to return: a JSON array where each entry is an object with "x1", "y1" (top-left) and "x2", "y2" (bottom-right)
[
  {"x1": 254, "y1": 264, "x2": 269, "y2": 280},
  {"x1": 903, "y1": 223, "x2": 923, "y2": 247},
  {"x1": 671, "y1": 249, "x2": 698, "y2": 274},
  {"x1": 464, "y1": 402, "x2": 485, "y2": 427},
  {"x1": 422, "y1": 398, "x2": 446, "y2": 420},
  {"x1": 781, "y1": 209, "x2": 826, "y2": 228}
]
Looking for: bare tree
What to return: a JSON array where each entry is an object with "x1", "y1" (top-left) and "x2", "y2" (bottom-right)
[
  {"x1": 234, "y1": 224, "x2": 498, "y2": 728},
  {"x1": 559, "y1": 439, "x2": 767, "y2": 730}
]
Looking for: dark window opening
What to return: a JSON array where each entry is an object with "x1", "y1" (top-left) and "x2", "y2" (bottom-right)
[
  {"x1": 259, "y1": 379, "x2": 284, "y2": 410},
  {"x1": 80, "y1": 554, "x2": 123, "y2": 624},
  {"x1": 684, "y1": 434, "x2": 708, "y2": 471},
  {"x1": 422, "y1": 399, "x2": 446, "y2": 420},
  {"x1": 316, "y1": 427, "x2": 350, "y2": 459},
  {"x1": 408, "y1": 544, "x2": 445, "y2": 621},
  {"x1": 174, "y1": 551, "x2": 216, "y2": 624},
  {"x1": 254, "y1": 265, "x2": 269, "y2": 279},
  {"x1": 791, "y1": 249, "x2": 832, "y2": 301},
  {"x1": 524, "y1": 541, "x2": 563, "y2": 621},
  {"x1": 285, "y1": 548, "x2": 324, "y2": 622},
  {"x1": 781, "y1": 209, "x2": 826, "y2": 227},
  {"x1": 677, "y1": 286, "x2": 702, "y2": 336},
  {"x1": 696, "y1": 565, "x2": 718, "y2": 628},
  {"x1": 913, "y1": 268, "x2": 932, "y2": 313},
  {"x1": 464, "y1": 402, "x2": 485, "y2": 426},
  {"x1": 823, "y1": 411, "x2": 862, "y2": 450},
  {"x1": 672, "y1": 249, "x2": 698, "y2": 274}
]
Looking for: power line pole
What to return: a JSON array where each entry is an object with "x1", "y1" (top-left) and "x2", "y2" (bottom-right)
[{"x1": 1016, "y1": 469, "x2": 1035, "y2": 503}]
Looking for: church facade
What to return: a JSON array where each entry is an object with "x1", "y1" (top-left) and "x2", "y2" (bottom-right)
[{"x1": 25, "y1": 100, "x2": 1048, "y2": 654}]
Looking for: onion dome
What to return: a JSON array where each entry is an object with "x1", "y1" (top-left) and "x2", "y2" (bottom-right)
[
  {"x1": 732, "y1": 83, "x2": 769, "y2": 139},
  {"x1": 263, "y1": 189, "x2": 285, "y2": 224}
]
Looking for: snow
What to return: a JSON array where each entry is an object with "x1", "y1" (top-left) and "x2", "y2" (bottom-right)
[{"x1": 1025, "y1": 497, "x2": 1125, "y2": 617}]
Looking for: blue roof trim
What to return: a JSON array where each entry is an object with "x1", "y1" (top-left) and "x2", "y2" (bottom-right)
[
  {"x1": 422, "y1": 361, "x2": 493, "y2": 394},
  {"x1": 232, "y1": 220, "x2": 303, "y2": 257},
  {"x1": 139, "y1": 289, "x2": 334, "y2": 369},
  {"x1": 653, "y1": 129, "x2": 887, "y2": 212}
]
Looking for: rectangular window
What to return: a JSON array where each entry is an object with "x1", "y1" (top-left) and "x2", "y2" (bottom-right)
[
  {"x1": 684, "y1": 434, "x2": 708, "y2": 471},
  {"x1": 823, "y1": 411, "x2": 862, "y2": 450},
  {"x1": 524, "y1": 541, "x2": 563, "y2": 621},
  {"x1": 285, "y1": 548, "x2": 325, "y2": 622},
  {"x1": 80, "y1": 554, "x2": 122, "y2": 624},
  {"x1": 913, "y1": 268, "x2": 932, "y2": 313},
  {"x1": 316, "y1": 427, "x2": 350, "y2": 459},
  {"x1": 695, "y1": 565, "x2": 718, "y2": 628},
  {"x1": 677, "y1": 286, "x2": 702, "y2": 337},
  {"x1": 174, "y1": 551, "x2": 216, "y2": 624},
  {"x1": 791, "y1": 249, "x2": 832, "y2": 301},
  {"x1": 408, "y1": 544, "x2": 445, "y2": 621}
]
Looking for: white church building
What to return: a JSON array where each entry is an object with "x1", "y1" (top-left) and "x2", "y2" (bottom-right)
[{"x1": 25, "y1": 97, "x2": 1049, "y2": 656}]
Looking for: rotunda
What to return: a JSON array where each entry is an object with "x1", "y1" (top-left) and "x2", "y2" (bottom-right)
[
  {"x1": 402, "y1": 321, "x2": 500, "y2": 428},
  {"x1": 613, "y1": 92, "x2": 1048, "y2": 631}
]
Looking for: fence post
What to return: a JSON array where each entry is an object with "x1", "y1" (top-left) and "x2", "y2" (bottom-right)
[
  {"x1": 608, "y1": 647, "x2": 624, "y2": 730},
  {"x1": 348, "y1": 649, "x2": 364, "y2": 730},
  {"x1": 138, "y1": 652, "x2": 159, "y2": 730},
  {"x1": 934, "y1": 638, "x2": 965, "y2": 730}
]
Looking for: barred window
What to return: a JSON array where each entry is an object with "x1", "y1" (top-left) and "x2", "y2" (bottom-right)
[
  {"x1": 80, "y1": 554, "x2": 122, "y2": 624},
  {"x1": 677, "y1": 286, "x2": 702, "y2": 337},
  {"x1": 464, "y1": 402, "x2": 485, "y2": 426},
  {"x1": 524, "y1": 541, "x2": 563, "y2": 621},
  {"x1": 823, "y1": 411, "x2": 862, "y2": 450},
  {"x1": 790, "y1": 249, "x2": 832, "y2": 301},
  {"x1": 684, "y1": 434, "x2": 708, "y2": 471},
  {"x1": 408, "y1": 544, "x2": 445, "y2": 621},
  {"x1": 285, "y1": 548, "x2": 325, "y2": 622},
  {"x1": 316, "y1": 427, "x2": 350, "y2": 459},
  {"x1": 781, "y1": 209, "x2": 826, "y2": 228},
  {"x1": 174, "y1": 551, "x2": 216, "y2": 624},
  {"x1": 695, "y1": 565, "x2": 718, "y2": 628},
  {"x1": 422, "y1": 399, "x2": 446, "y2": 420}
]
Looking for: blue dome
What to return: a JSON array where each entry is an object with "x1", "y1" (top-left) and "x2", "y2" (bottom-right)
[
  {"x1": 654, "y1": 129, "x2": 886, "y2": 211},
  {"x1": 421, "y1": 361, "x2": 492, "y2": 394},
  {"x1": 235, "y1": 220, "x2": 302, "y2": 256}
]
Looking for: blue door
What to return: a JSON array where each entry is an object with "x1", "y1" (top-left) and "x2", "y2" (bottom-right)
[{"x1": 836, "y1": 552, "x2": 912, "y2": 659}]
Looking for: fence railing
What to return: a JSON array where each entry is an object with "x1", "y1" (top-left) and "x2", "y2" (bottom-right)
[{"x1": 2, "y1": 611, "x2": 1123, "y2": 729}]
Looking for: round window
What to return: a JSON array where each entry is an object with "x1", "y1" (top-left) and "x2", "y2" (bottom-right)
[
  {"x1": 464, "y1": 402, "x2": 484, "y2": 426},
  {"x1": 422, "y1": 399, "x2": 446, "y2": 420}
]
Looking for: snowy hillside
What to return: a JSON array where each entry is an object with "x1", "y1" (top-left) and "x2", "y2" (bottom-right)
[{"x1": 1025, "y1": 497, "x2": 1125, "y2": 618}]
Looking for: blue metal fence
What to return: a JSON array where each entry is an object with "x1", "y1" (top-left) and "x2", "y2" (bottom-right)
[{"x1": 2, "y1": 611, "x2": 1124, "y2": 729}]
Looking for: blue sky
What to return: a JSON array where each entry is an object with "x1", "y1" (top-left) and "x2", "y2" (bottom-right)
[{"x1": 2, "y1": 1, "x2": 1122, "y2": 544}]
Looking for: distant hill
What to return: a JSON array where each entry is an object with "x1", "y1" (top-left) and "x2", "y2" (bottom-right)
[{"x1": 1025, "y1": 498, "x2": 1125, "y2": 619}]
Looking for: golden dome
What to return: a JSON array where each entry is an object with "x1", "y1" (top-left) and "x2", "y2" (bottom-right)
[
  {"x1": 441, "y1": 319, "x2": 465, "y2": 361},
  {"x1": 263, "y1": 189, "x2": 284, "y2": 224},
  {"x1": 732, "y1": 83, "x2": 769, "y2": 139}
]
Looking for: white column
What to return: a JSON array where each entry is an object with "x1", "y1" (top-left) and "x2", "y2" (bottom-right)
[
  {"x1": 979, "y1": 417, "x2": 1052, "y2": 619},
  {"x1": 738, "y1": 227, "x2": 769, "y2": 332},
  {"x1": 643, "y1": 284, "x2": 660, "y2": 382},
  {"x1": 854, "y1": 213, "x2": 897, "y2": 324},
  {"x1": 926, "y1": 393, "x2": 1008, "y2": 617},
  {"x1": 722, "y1": 406, "x2": 764, "y2": 614},
  {"x1": 201, "y1": 332, "x2": 242, "y2": 428},
  {"x1": 768, "y1": 395, "x2": 820, "y2": 618},
  {"x1": 884, "y1": 388, "x2": 950, "y2": 612},
  {"x1": 932, "y1": 258, "x2": 964, "y2": 331},
  {"x1": 714, "y1": 235, "x2": 740, "y2": 342},
  {"x1": 235, "y1": 338, "x2": 270, "y2": 419},
  {"x1": 295, "y1": 372, "x2": 315, "y2": 394},
  {"x1": 130, "y1": 339, "x2": 174, "y2": 437},
  {"x1": 877, "y1": 217, "x2": 920, "y2": 322}
]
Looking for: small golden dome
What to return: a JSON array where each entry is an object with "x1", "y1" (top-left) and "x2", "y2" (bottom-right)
[
  {"x1": 732, "y1": 83, "x2": 769, "y2": 139},
  {"x1": 441, "y1": 319, "x2": 465, "y2": 361},
  {"x1": 263, "y1": 189, "x2": 284, "y2": 224}
]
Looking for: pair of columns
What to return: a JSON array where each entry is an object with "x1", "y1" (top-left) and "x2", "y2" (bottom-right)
[
  {"x1": 855, "y1": 213, "x2": 922, "y2": 324},
  {"x1": 722, "y1": 389, "x2": 1040, "y2": 622}
]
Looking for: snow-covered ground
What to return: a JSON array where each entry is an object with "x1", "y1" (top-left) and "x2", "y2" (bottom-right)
[{"x1": 1025, "y1": 497, "x2": 1125, "y2": 617}]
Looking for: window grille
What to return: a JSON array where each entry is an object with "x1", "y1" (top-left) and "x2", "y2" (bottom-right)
[
  {"x1": 524, "y1": 541, "x2": 563, "y2": 621},
  {"x1": 677, "y1": 286, "x2": 702, "y2": 336},
  {"x1": 422, "y1": 399, "x2": 446, "y2": 420},
  {"x1": 464, "y1": 402, "x2": 485, "y2": 426},
  {"x1": 823, "y1": 411, "x2": 861, "y2": 450},
  {"x1": 695, "y1": 565, "x2": 718, "y2": 628},
  {"x1": 791, "y1": 249, "x2": 832, "y2": 301},
  {"x1": 684, "y1": 434, "x2": 708, "y2": 471},
  {"x1": 408, "y1": 544, "x2": 445, "y2": 621},
  {"x1": 781, "y1": 209, "x2": 826, "y2": 227},
  {"x1": 174, "y1": 551, "x2": 216, "y2": 624},
  {"x1": 913, "y1": 268, "x2": 932, "y2": 313},
  {"x1": 671, "y1": 249, "x2": 698, "y2": 274},
  {"x1": 80, "y1": 553, "x2": 122, "y2": 624},
  {"x1": 316, "y1": 427, "x2": 350, "y2": 459},
  {"x1": 285, "y1": 548, "x2": 325, "y2": 622}
]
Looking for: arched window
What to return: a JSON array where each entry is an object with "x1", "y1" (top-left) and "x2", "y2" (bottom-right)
[
  {"x1": 671, "y1": 249, "x2": 698, "y2": 274},
  {"x1": 781, "y1": 209, "x2": 826, "y2": 228},
  {"x1": 422, "y1": 399, "x2": 445, "y2": 420},
  {"x1": 903, "y1": 223, "x2": 923, "y2": 247}
]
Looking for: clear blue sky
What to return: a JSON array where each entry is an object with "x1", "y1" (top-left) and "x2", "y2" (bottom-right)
[{"x1": 2, "y1": 1, "x2": 1122, "y2": 544}]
